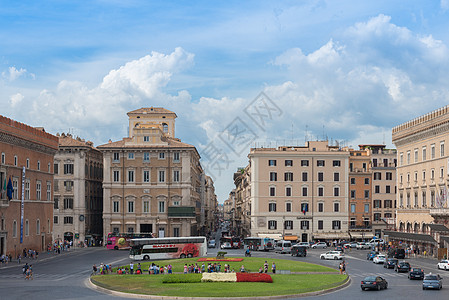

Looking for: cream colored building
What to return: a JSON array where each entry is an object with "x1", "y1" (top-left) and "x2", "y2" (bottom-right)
[
  {"x1": 248, "y1": 141, "x2": 350, "y2": 242},
  {"x1": 234, "y1": 165, "x2": 251, "y2": 237},
  {"x1": 53, "y1": 134, "x2": 103, "y2": 245},
  {"x1": 98, "y1": 107, "x2": 213, "y2": 240}
]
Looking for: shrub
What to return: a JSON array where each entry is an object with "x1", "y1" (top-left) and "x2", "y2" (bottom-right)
[
  {"x1": 236, "y1": 273, "x2": 272, "y2": 283},
  {"x1": 162, "y1": 274, "x2": 202, "y2": 284}
]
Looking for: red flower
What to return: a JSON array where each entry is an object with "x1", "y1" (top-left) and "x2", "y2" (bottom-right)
[{"x1": 236, "y1": 273, "x2": 273, "y2": 283}]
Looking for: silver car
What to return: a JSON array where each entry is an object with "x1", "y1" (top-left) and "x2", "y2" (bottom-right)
[{"x1": 423, "y1": 274, "x2": 442, "y2": 290}]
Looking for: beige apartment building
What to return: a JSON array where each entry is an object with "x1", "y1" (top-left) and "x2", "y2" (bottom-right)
[
  {"x1": 98, "y1": 107, "x2": 214, "y2": 240},
  {"x1": 392, "y1": 105, "x2": 449, "y2": 255},
  {"x1": 234, "y1": 165, "x2": 251, "y2": 237},
  {"x1": 248, "y1": 141, "x2": 350, "y2": 242},
  {"x1": 53, "y1": 133, "x2": 103, "y2": 246}
]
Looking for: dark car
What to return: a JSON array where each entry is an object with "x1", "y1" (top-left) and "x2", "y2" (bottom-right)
[
  {"x1": 423, "y1": 274, "x2": 442, "y2": 290},
  {"x1": 395, "y1": 261, "x2": 411, "y2": 273},
  {"x1": 291, "y1": 245, "x2": 307, "y2": 257},
  {"x1": 408, "y1": 268, "x2": 424, "y2": 280},
  {"x1": 388, "y1": 248, "x2": 406, "y2": 259},
  {"x1": 383, "y1": 258, "x2": 398, "y2": 269},
  {"x1": 335, "y1": 246, "x2": 345, "y2": 253},
  {"x1": 361, "y1": 276, "x2": 388, "y2": 291},
  {"x1": 367, "y1": 250, "x2": 379, "y2": 260}
]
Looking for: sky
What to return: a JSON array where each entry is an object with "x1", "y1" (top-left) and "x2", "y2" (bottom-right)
[{"x1": 2, "y1": 1, "x2": 449, "y2": 202}]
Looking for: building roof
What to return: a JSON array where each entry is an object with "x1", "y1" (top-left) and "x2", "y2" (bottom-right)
[
  {"x1": 383, "y1": 231, "x2": 437, "y2": 244},
  {"x1": 97, "y1": 136, "x2": 195, "y2": 149},
  {"x1": 127, "y1": 107, "x2": 177, "y2": 117},
  {"x1": 427, "y1": 224, "x2": 449, "y2": 232},
  {"x1": 58, "y1": 134, "x2": 95, "y2": 148}
]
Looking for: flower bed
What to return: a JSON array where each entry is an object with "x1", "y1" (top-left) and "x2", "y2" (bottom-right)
[
  {"x1": 201, "y1": 273, "x2": 237, "y2": 282},
  {"x1": 197, "y1": 258, "x2": 243, "y2": 262},
  {"x1": 236, "y1": 273, "x2": 272, "y2": 283}
]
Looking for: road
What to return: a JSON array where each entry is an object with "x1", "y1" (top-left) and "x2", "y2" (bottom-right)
[{"x1": 1, "y1": 244, "x2": 449, "y2": 299}]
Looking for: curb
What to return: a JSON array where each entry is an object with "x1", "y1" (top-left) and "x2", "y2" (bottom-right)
[{"x1": 87, "y1": 274, "x2": 350, "y2": 299}]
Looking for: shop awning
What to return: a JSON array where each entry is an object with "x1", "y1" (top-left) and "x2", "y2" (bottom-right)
[
  {"x1": 258, "y1": 233, "x2": 282, "y2": 239},
  {"x1": 313, "y1": 233, "x2": 350, "y2": 240},
  {"x1": 383, "y1": 231, "x2": 437, "y2": 244},
  {"x1": 283, "y1": 235, "x2": 298, "y2": 241}
]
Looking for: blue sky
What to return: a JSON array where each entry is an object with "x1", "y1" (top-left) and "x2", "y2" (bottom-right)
[{"x1": 2, "y1": 1, "x2": 449, "y2": 201}]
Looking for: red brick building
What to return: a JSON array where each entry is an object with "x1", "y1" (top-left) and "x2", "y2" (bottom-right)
[{"x1": 0, "y1": 115, "x2": 58, "y2": 257}]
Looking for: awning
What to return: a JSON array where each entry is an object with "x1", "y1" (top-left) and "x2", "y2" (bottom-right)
[
  {"x1": 110, "y1": 221, "x2": 121, "y2": 225},
  {"x1": 313, "y1": 233, "x2": 350, "y2": 239},
  {"x1": 428, "y1": 224, "x2": 449, "y2": 232},
  {"x1": 383, "y1": 231, "x2": 437, "y2": 244},
  {"x1": 258, "y1": 233, "x2": 282, "y2": 239},
  {"x1": 283, "y1": 235, "x2": 298, "y2": 241}
]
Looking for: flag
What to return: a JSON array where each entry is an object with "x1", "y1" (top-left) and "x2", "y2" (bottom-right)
[{"x1": 6, "y1": 177, "x2": 13, "y2": 200}]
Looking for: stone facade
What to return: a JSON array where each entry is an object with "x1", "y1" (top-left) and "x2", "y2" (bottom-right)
[
  {"x1": 234, "y1": 165, "x2": 251, "y2": 237},
  {"x1": 0, "y1": 115, "x2": 58, "y2": 256},
  {"x1": 53, "y1": 134, "x2": 103, "y2": 246}
]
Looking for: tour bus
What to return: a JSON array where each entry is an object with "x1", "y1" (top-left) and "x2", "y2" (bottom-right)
[
  {"x1": 243, "y1": 237, "x2": 275, "y2": 251},
  {"x1": 129, "y1": 236, "x2": 207, "y2": 260},
  {"x1": 106, "y1": 232, "x2": 153, "y2": 250},
  {"x1": 220, "y1": 236, "x2": 242, "y2": 249}
]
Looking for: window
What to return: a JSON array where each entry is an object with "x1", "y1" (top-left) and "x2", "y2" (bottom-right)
[
  {"x1": 441, "y1": 167, "x2": 444, "y2": 178},
  {"x1": 374, "y1": 185, "x2": 380, "y2": 194},
  {"x1": 268, "y1": 202, "x2": 277, "y2": 212},
  {"x1": 350, "y1": 178, "x2": 355, "y2": 184},
  {"x1": 268, "y1": 160, "x2": 277, "y2": 166},
  {"x1": 268, "y1": 220, "x2": 277, "y2": 230},
  {"x1": 144, "y1": 136, "x2": 149, "y2": 142},
  {"x1": 113, "y1": 170, "x2": 120, "y2": 182},
  {"x1": 286, "y1": 187, "x2": 292, "y2": 197},
  {"x1": 25, "y1": 180, "x2": 30, "y2": 200},
  {"x1": 431, "y1": 169, "x2": 435, "y2": 180},
  {"x1": 1, "y1": 153, "x2": 5, "y2": 164},
  {"x1": 113, "y1": 152, "x2": 120, "y2": 161},
  {"x1": 36, "y1": 219, "x2": 40, "y2": 235},
  {"x1": 13, "y1": 220, "x2": 17, "y2": 237},
  {"x1": 128, "y1": 152, "x2": 134, "y2": 159},
  {"x1": 37, "y1": 160, "x2": 40, "y2": 170},
  {"x1": 142, "y1": 170, "x2": 150, "y2": 183},
  {"x1": 333, "y1": 160, "x2": 341, "y2": 167},
  {"x1": 173, "y1": 227, "x2": 180, "y2": 237},
  {"x1": 431, "y1": 144, "x2": 435, "y2": 159},
  {"x1": 284, "y1": 172, "x2": 293, "y2": 181},
  {"x1": 270, "y1": 172, "x2": 277, "y2": 181},
  {"x1": 158, "y1": 201, "x2": 165, "y2": 213},
  {"x1": 53, "y1": 216, "x2": 58, "y2": 224},
  {"x1": 407, "y1": 151, "x2": 410, "y2": 164},
  {"x1": 423, "y1": 170, "x2": 426, "y2": 180},
  {"x1": 374, "y1": 200, "x2": 381, "y2": 208},
  {"x1": 332, "y1": 220, "x2": 341, "y2": 230},
  {"x1": 318, "y1": 172, "x2": 323, "y2": 181},
  {"x1": 162, "y1": 123, "x2": 168, "y2": 133},
  {"x1": 64, "y1": 180, "x2": 73, "y2": 191},
  {"x1": 159, "y1": 170, "x2": 165, "y2": 183},
  {"x1": 317, "y1": 160, "x2": 325, "y2": 167},
  {"x1": 349, "y1": 163, "x2": 353, "y2": 172},
  {"x1": 441, "y1": 142, "x2": 445, "y2": 157},
  {"x1": 422, "y1": 147, "x2": 427, "y2": 161},
  {"x1": 286, "y1": 202, "x2": 292, "y2": 212},
  {"x1": 364, "y1": 203, "x2": 369, "y2": 213},
  {"x1": 143, "y1": 201, "x2": 150, "y2": 213},
  {"x1": 36, "y1": 181, "x2": 41, "y2": 200},
  {"x1": 54, "y1": 197, "x2": 59, "y2": 209},
  {"x1": 285, "y1": 220, "x2": 293, "y2": 230},
  {"x1": 386, "y1": 172, "x2": 392, "y2": 180},
  {"x1": 25, "y1": 219, "x2": 29, "y2": 235},
  {"x1": 364, "y1": 178, "x2": 369, "y2": 184},
  {"x1": 384, "y1": 200, "x2": 393, "y2": 208},
  {"x1": 173, "y1": 201, "x2": 180, "y2": 206},
  {"x1": 386, "y1": 185, "x2": 391, "y2": 193},
  {"x1": 334, "y1": 187, "x2": 339, "y2": 196},
  {"x1": 159, "y1": 152, "x2": 165, "y2": 159},
  {"x1": 270, "y1": 187, "x2": 275, "y2": 196},
  {"x1": 173, "y1": 170, "x2": 180, "y2": 182},
  {"x1": 431, "y1": 191, "x2": 435, "y2": 207},
  {"x1": 285, "y1": 160, "x2": 293, "y2": 166},
  {"x1": 300, "y1": 220, "x2": 309, "y2": 230},
  {"x1": 64, "y1": 198, "x2": 73, "y2": 209},
  {"x1": 302, "y1": 187, "x2": 308, "y2": 196},
  {"x1": 318, "y1": 220, "x2": 323, "y2": 230},
  {"x1": 333, "y1": 172, "x2": 339, "y2": 181},
  {"x1": 373, "y1": 158, "x2": 378, "y2": 167},
  {"x1": 128, "y1": 201, "x2": 134, "y2": 213},
  {"x1": 173, "y1": 152, "x2": 180, "y2": 162},
  {"x1": 127, "y1": 170, "x2": 135, "y2": 182},
  {"x1": 26, "y1": 158, "x2": 29, "y2": 169},
  {"x1": 46, "y1": 182, "x2": 51, "y2": 200},
  {"x1": 384, "y1": 213, "x2": 392, "y2": 219},
  {"x1": 318, "y1": 187, "x2": 324, "y2": 196},
  {"x1": 301, "y1": 203, "x2": 309, "y2": 213},
  {"x1": 48, "y1": 162, "x2": 51, "y2": 172},
  {"x1": 422, "y1": 191, "x2": 426, "y2": 207},
  {"x1": 64, "y1": 217, "x2": 73, "y2": 224},
  {"x1": 364, "y1": 190, "x2": 370, "y2": 198},
  {"x1": 113, "y1": 201, "x2": 120, "y2": 212},
  {"x1": 374, "y1": 172, "x2": 381, "y2": 180},
  {"x1": 414, "y1": 149, "x2": 418, "y2": 162},
  {"x1": 400, "y1": 153, "x2": 403, "y2": 166},
  {"x1": 143, "y1": 152, "x2": 150, "y2": 162},
  {"x1": 351, "y1": 203, "x2": 356, "y2": 213},
  {"x1": 301, "y1": 160, "x2": 309, "y2": 166},
  {"x1": 374, "y1": 213, "x2": 381, "y2": 221},
  {"x1": 350, "y1": 190, "x2": 355, "y2": 198},
  {"x1": 14, "y1": 155, "x2": 17, "y2": 166},
  {"x1": 13, "y1": 178, "x2": 18, "y2": 199},
  {"x1": 63, "y1": 163, "x2": 74, "y2": 174},
  {"x1": 362, "y1": 163, "x2": 367, "y2": 170},
  {"x1": 334, "y1": 202, "x2": 339, "y2": 212},
  {"x1": 318, "y1": 202, "x2": 324, "y2": 212},
  {"x1": 302, "y1": 172, "x2": 308, "y2": 181}
]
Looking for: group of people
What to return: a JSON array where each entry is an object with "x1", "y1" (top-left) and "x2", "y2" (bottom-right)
[
  {"x1": 0, "y1": 254, "x2": 12, "y2": 264},
  {"x1": 258, "y1": 261, "x2": 276, "y2": 273},
  {"x1": 92, "y1": 263, "x2": 113, "y2": 275},
  {"x1": 339, "y1": 260, "x2": 346, "y2": 275},
  {"x1": 22, "y1": 263, "x2": 33, "y2": 280}
]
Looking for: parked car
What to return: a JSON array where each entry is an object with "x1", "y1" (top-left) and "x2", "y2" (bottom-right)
[
  {"x1": 373, "y1": 254, "x2": 387, "y2": 264},
  {"x1": 437, "y1": 259, "x2": 449, "y2": 270},
  {"x1": 383, "y1": 258, "x2": 398, "y2": 269},
  {"x1": 356, "y1": 242, "x2": 371, "y2": 250},
  {"x1": 275, "y1": 240, "x2": 292, "y2": 254},
  {"x1": 291, "y1": 245, "x2": 307, "y2": 257},
  {"x1": 367, "y1": 251, "x2": 379, "y2": 260},
  {"x1": 311, "y1": 242, "x2": 327, "y2": 249},
  {"x1": 361, "y1": 276, "x2": 388, "y2": 291},
  {"x1": 320, "y1": 251, "x2": 344, "y2": 260},
  {"x1": 388, "y1": 248, "x2": 405, "y2": 259},
  {"x1": 395, "y1": 261, "x2": 411, "y2": 273},
  {"x1": 348, "y1": 242, "x2": 358, "y2": 248},
  {"x1": 297, "y1": 242, "x2": 310, "y2": 248},
  {"x1": 423, "y1": 273, "x2": 442, "y2": 290},
  {"x1": 208, "y1": 240, "x2": 216, "y2": 248},
  {"x1": 408, "y1": 268, "x2": 424, "y2": 280}
]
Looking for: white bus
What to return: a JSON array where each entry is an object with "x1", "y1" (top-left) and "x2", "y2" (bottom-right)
[
  {"x1": 243, "y1": 237, "x2": 275, "y2": 251},
  {"x1": 129, "y1": 236, "x2": 207, "y2": 261}
]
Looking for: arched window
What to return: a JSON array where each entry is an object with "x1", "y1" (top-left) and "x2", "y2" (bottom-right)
[{"x1": 162, "y1": 123, "x2": 168, "y2": 133}]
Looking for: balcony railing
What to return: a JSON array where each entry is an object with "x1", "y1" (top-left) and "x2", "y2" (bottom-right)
[
  {"x1": 168, "y1": 206, "x2": 196, "y2": 217},
  {"x1": 430, "y1": 208, "x2": 449, "y2": 216}
]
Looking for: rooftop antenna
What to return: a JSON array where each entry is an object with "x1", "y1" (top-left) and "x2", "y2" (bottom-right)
[
  {"x1": 291, "y1": 123, "x2": 294, "y2": 141},
  {"x1": 305, "y1": 125, "x2": 308, "y2": 144},
  {"x1": 322, "y1": 125, "x2": 325, "y2": 141},
  {"x1": 383, "y1": 132, "x2": 386, "y2": 145}
]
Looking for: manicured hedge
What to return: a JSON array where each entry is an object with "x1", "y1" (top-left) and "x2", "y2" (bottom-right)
[
  {"x1": 236, "y1": 273, "x2": 273, "y2": 283},
  {"x1": 162, "y1": 274, "x2": 202, "y2": 283}
]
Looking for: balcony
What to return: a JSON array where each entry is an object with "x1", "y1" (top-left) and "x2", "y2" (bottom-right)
[{"x1": 168, "y1": 206, "x2": 196, "y2": 218}]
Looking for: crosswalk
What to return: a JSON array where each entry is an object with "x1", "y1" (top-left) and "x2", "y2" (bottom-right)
[
  {"x1": 348, "y1": 272, "x2": 408, "y2": 279},
  {"x1": 0, "y1": 273, "x2": 86, "y2": 281}
]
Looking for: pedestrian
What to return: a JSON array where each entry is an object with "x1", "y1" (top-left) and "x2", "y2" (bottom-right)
[
  {"x1": 240, "y1": 265, "x2": 245, "y2": 273},
  {"x1": 271, "y1": 262, "x2": 276, "y2": 274},
  {"x1": 137, "y1": 263, "x2": 141, "y2": 274},
  {"x1": 339, "y1": 262, "x2": 343, "y2": 275},
  {"x1": 342, "y1": 260, "x2": 346, "y2": 275},
  {"x1": 92, "y1": 264, "x2": 97, "y2": 276},
  {"x1": 264, "y1": 261, "x2": 268, "y2": 273},
  {"x1": 184, "y1": 264, "x2": 188, "y2": 274},
  {"x1": 130, "y1": 262, "x2": 134, "y2": 274}
]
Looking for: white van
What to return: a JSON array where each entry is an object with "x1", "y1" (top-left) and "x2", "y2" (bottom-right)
[
  {"x1": 275, "y1": 240, "x2": 292, "y2": 254},
  {"x1": 368, "y1": 238, "x2": 385, "y2": 246}
]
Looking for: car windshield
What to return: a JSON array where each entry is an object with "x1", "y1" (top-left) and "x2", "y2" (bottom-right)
[
  {"x1": 399, "y1": 262, "x2": 409, "y2": 266},
  {"x1": 411, "y1": 268, "x2": 421, "y2": 272},
  {"x1": 425, "y1": 275, "x2": 438, "y2": 280},
  {"x1": 364, "y1": 276, "x2": 376, "y2": 281}
]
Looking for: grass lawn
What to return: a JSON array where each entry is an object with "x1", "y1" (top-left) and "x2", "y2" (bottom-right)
[{"x1": 93, "y1": 258, "x2": 346, "y2": 297}]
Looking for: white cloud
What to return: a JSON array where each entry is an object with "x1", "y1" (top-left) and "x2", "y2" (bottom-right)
[
  {"x1": 442, "y1": 0, "x2": 449, "y2": 12},
  {"x1": 2, "y1": 67, "x2": 27, "y2": 81},
  {"x1": 9, "y1": 93, "x2": 24, "y2": 107}
]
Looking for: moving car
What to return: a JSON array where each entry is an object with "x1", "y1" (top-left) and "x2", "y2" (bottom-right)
[
  {"x1": 311, "y1": 242, "x2": 327, "y2": 249},
  {"x1": 275, "y1": 240, "x2": 292, "y2": 254},
  {"x1": 334, "y1": 246, "x2": 344, "y2": 253},
  {"x1": 388, "y1": 248, "x2": 405, "y2": 259},
  {"x1": 320, "y1": 251, "x2": 344, "y2": 260},
  {"x1": 373, "y1": 254, "x2": 386, "y2": 264},
  {"x1": 383, "y1": 258, "x2": 398, "y2": 269},
  {"x1": 395, "y1": 261, "x2": 411, "y2": 273},
  {"x1": 422, "y1": 273, "x2": 442, "y2": 290},
  {"x1": 361, "y1": 276, "x2": 388, "y2": 291},
  {"x1": 208, "y1": 240, "x2": 216, "y2": 248},
  {"x1": 356, "y1": 242, "x2": 371, "y2": 250},
  {"x1": 297, "y1": 242, "x2": 310, "y2": 248},
  {"x1": 220, "y1": 241, "x2": 232, "y2": 249},
  {"x1": 408, "y1": 268, "x2": 424, "y2": 280},
  {"x1": 367, "y1": 251, "x2": 379, "y2": 260},
  {"x1": 291, "y1": 245, "x2": 307, "y2": 257},
  {"x1": 437, "y1": 259, "x2": 449, "y2": 270}
]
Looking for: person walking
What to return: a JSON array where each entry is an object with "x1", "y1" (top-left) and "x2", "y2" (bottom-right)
[
  {"x1": 271, "y1": 262, "x2": 276, "y2": 274},
  {"x1": 92, "y1": 264, "x2": 97, "y2": 276},
  {"x1": 264, "y1": 261, "x2": 268, "y2": 273},
  {"x1": 130, "y1": 262, "x2": 134, "y2": 274}
]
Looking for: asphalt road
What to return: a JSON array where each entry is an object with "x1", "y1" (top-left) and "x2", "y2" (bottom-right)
[{"x1": 1, "y1": 244, "x2": 449, "y2": 300}]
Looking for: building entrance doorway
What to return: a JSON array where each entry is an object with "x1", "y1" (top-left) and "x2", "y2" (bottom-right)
[
  {"x1": 301, "y1": 233, "x2": 308, "y2": 242},
  {"x1": 140, "y1": 224, "x2": 152, "y2": 233}
]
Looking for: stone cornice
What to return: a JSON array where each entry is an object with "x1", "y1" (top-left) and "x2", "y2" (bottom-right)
[
  {"x1": 0, "y1": 132, "x2": 57, "y2": 155},
  {"x1": 393, "y1": 120, "x2": 449, "y2": 147}
]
